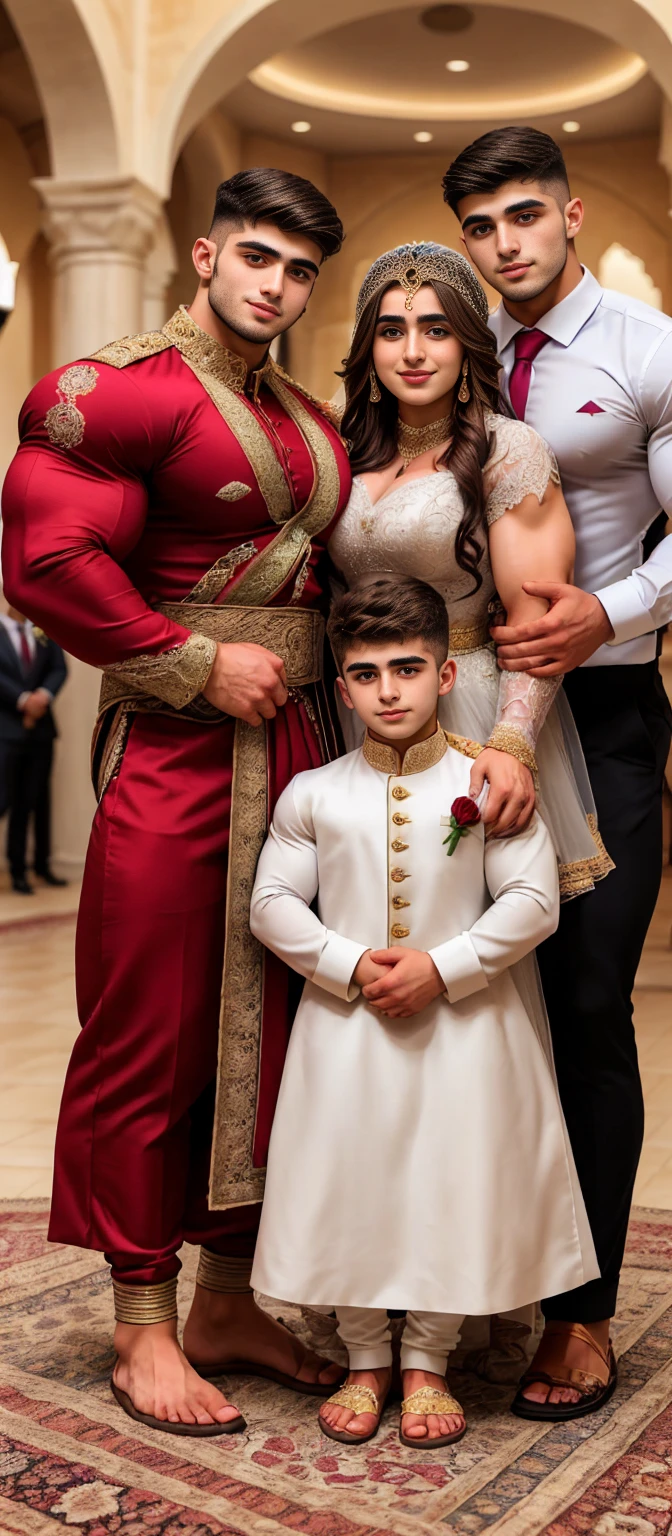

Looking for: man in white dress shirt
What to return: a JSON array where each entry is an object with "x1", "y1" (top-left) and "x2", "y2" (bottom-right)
[{"x1": 442, "y1": 126, "x2": 672, "y2": 1417}]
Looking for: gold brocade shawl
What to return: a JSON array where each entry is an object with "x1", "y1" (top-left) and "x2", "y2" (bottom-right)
[{"x1": 91, "y1": 310, "x2": 344, "y2": 1208}]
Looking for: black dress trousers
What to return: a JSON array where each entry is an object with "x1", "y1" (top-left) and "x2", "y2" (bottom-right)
[{"x1": 538, "y1": 661, "x2": 671, "y2": 1322}]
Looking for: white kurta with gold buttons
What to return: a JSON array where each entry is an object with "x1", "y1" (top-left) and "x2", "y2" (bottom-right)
[{"x1": 250, "y1": 728, "x2": 599, "y2": 1316}]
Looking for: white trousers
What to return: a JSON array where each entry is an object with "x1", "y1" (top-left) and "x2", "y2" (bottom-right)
[{"x1": 336, "y1": 1307, "x2": 465, "y2": 1374}]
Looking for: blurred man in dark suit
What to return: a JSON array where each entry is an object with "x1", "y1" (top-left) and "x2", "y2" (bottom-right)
[{"x1": 0, "y1": 605, "x2": 67, "y2": 893}]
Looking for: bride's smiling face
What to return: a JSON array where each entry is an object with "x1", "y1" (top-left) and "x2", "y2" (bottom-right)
[{"x1": 372, "y1": 283, "x2": 465, "y2": 409}]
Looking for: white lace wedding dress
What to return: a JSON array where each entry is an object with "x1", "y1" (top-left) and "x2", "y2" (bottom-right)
[{"x1": 328, "y1": 412, "x2": 613, "y2": 900}]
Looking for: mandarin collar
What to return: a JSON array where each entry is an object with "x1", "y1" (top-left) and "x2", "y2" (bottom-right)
[
  {"x1": 489, "y1": 267, "x2": 602, "y2": 353},
  {"x1": 363, "y1": 727, "x2": 447, "y2": 777},
  {"x1": 163, "y1": 306, "x2": 272, "y2": 396}
]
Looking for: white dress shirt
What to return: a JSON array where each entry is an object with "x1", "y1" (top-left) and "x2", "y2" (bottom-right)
[{"x1": 490, "y1": 267, "x2": 672, "y2": 665}]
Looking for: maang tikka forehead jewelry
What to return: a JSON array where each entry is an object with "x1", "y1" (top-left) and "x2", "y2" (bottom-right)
[{"x1": 356, "y1": 242, "x2": 489, "y2": 326}]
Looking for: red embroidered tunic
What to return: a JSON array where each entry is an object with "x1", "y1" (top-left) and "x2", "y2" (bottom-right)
[{"x1": 0, "y1": 314, "x2": 351, "y2": 1274}]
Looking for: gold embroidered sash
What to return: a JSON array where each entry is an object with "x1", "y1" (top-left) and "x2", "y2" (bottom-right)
[{"x1": 96, "y1": 604, "x2": 325, "y2": 1210}]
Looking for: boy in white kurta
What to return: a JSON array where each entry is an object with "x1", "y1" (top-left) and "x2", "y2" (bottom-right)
[{"x1": 250, "y1": 576, "x2": 599, "y2": 1448}]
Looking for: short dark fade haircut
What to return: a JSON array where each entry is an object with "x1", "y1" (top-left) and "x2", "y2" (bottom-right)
[
  {"x1": 327, "y1": 575, "x2": 449, "y2": 671},
  {"x1": 442, "y1": 127, "x2": 570, "y2": 217},
  {"x1": 209, "y1": 167, "x2": 344, "y2": 261}
]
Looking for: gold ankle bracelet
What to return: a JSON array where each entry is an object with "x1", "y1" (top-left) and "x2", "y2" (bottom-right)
[
  {"x1": 112, "y1": 1276, "x2": 178, "y2": 1325},
  {"x1": 196, "y1": 1249, "x2": 253, "y2": 1295}
]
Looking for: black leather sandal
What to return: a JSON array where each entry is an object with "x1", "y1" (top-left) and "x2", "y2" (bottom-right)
[{"x1": 511, "y1": 1322, "x2": 617, "y2": 1422}]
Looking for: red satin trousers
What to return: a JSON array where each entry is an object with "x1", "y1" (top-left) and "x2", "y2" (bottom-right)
[{"x1": 49, "y1": 713, "x2": 261, "y2": 1284}]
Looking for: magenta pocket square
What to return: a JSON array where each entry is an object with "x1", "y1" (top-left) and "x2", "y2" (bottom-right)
[{"x1": 577, "y1": 401, "x2": 605, "y2": 414}]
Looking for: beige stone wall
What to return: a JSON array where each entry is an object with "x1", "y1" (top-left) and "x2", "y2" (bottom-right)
[
  {"x1": 0, "y1": 116, "x2": 41, "y2": 482},
  {"x1": 2, "y1": 0, "x2": 672, "y2": 871}
]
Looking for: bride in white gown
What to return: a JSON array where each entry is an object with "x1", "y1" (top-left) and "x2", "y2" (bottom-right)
[{"x1": 328, "y1": 243, "x2": 613, "y2": 900}]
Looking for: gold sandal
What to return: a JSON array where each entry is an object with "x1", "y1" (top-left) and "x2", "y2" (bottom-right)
[
  {"x1": 511, "y1": 1321, "x2": 618, "y2": 1422},
  {"x1": 319, "y1": 1380, "x2": 388, "y2": 1445},
  {"x1": 400, "y1": 1385, "x2": 466, "y2": 1448}
]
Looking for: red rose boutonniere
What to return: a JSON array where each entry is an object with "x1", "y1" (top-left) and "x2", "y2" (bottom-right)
[{"x1": 443, "y1": 795, "x2": 481, "y2": 857}]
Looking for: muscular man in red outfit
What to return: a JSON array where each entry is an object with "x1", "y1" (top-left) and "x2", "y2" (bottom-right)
[{"x1": 1, "y1": 169, "x2": 351, "y2": 1435}]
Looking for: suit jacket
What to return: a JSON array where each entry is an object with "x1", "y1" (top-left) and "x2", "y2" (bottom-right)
[{"x1": 0, "y1": 627, "x2": 67, "y2": 743}]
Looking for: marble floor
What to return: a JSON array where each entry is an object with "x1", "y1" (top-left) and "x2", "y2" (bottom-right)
[{"x1": 0, "y1": 867, "x2": 671, "y2": 1206}]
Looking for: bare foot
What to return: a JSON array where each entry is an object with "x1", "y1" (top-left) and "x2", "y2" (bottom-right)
[
  {"x1": 522, "y1": 1320, "x2": 611, "y2": 1406},
  {"x1": 113, "y1": 1319, "x2": 242, "y2": 1426},
  {"x1": 401, "y1": 1368, "x2": 465, "y2": 1442},
  {"x1": 319, "y1": 1367, "x2": 391, "y2": 1440},
  {"x1": 183, "y1": 1288, "x2": 343, "y2": 1387}
]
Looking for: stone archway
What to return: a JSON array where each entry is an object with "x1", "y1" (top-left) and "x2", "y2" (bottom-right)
[
  {"x1": 2, "y1": 0, "x2": 122, "y2": 178},
  {"x1": 155, "y1": 0, "x2": 672, "y2": 197}
]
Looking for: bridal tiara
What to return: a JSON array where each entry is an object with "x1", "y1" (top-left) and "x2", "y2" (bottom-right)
[{"x1": 355, "y1": 242, "x2": 489, "y2": 326}]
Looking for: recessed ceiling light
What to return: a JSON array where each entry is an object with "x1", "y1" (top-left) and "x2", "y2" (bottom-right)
[
  {"x1": 563, "y1": 120, "x2": 581, "y2": 133},
  {"x1": 414, "y1": 131, "x2": 434, "y2": 143},
  {"x1": 291, "y1": 120, "x2": 312, "y2": 133},
  {"x1": 446, "y1": 59, "x2": 470, "y2": 71}
]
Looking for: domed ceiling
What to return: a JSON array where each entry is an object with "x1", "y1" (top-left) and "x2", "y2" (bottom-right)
[{"x1": 222, "y1": 3, "x2": 659, "y2": 155}]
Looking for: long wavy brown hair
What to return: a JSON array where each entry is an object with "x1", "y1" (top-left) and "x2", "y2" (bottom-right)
[{"x1": 340, "y1": 278, "x2": 501, "y2": 593}]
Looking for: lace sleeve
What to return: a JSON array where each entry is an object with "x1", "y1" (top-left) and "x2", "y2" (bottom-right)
[
  {"x1": 486, "y1": 672, "x2": 562, "y2": 784},
  {"x1": 483, "y1": 416, "x2": 561, "y2": 526}
]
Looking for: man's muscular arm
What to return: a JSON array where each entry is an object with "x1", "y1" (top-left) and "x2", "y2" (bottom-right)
[{"x1": 1, "y1": 365, "x2": 284, "y2": 720}]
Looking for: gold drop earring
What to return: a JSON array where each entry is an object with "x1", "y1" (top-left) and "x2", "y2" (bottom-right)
[
  {"x1": 458, "y1": 357, "x2": 470, "y2": 404},
  {"x1": 369, "y1": 368, "x2": 381, "y2": 404}
]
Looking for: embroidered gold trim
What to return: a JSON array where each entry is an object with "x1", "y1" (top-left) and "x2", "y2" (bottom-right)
[
  {"x1": 444, "y1": 731, "x2": 484, "y2": 761},
  {"x1": 166, "y1": 317, "x2": 292, "y2": 530},
  {"x1": 103, "y1": 633, "x2": 217, "y2": 712},
  {"x1": 485, "y1": 723, "x2": 539, "y2": 786},
  {"x1": 184, "y1": 542, "x2": 257, "y2": 606},
  {"x1": 209, "y1": 715, "x2": 268, "y2": 1208},
  {"x1": 95, "y1": 704, "x2": 132, "y2": 800},
  {"x1": 289, "y1": 546, "x2": 312, "y2": 606},
  {"x1": 363, "y1": 727, "x2": 447, "y2": 776},
  {"x1": 98, "y1": 605, "x2": 325, "y2": 721},
  {"x1": 558, "y1": 813, "x2": 615, "y2": 902},
  {"x1": 163, "y1": 308, "x2": 247, "y2": 391},
  {"x1": 270, "y1": 357, "x2": 343, "y2": 427},
  {"x1": 222, "y1": 368, "x2": 341, "y2": 607},
  {"x1": 90, "y1": 331, "x2": 172, "y2": 368},
  {"x1": 196, "y1": 1249, "x2": 253, "y2": 1294},
  {"x1": 112, "y1": 1277, "x2": 178, "y2": 1325},
  {"x1": 450, "y1": 620, "x2": 491, "y2": 656},
  {"x1": 44, "y1": 364, "x2": 99, "y2": 449},
  {"x1": 217, "y1": 482, "x2": 252, "y2": 502}
]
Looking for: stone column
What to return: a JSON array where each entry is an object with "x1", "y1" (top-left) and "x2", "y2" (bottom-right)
[
  {"x1": 30, "y1": 175, "x2": 163, "y2": 875},
  {"x1": 143, "y1": 211, "x2": 178, "y2": 333}
]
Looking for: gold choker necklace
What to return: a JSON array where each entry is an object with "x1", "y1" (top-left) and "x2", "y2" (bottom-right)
[{"x1": 396, "y1": 416, "x2": 451, "y2": 467}]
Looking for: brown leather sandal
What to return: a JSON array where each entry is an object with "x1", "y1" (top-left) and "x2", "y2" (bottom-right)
[
  {"x1": 189, "y1": 1326, "x2": 346, "y2": 1398},
  {"x1": 511, "y1": 1321, "x2": 617, "y2": 1422},
  {"x1": 110, "y1": 1379, "x2": 246, "y2": 1436}
]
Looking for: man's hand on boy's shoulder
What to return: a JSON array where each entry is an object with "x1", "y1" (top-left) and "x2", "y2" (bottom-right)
[
  {"x1": 362, "y1": 949, "x2": 445, "y2": 1019},
  {"x1": 469, "y1": 749, "x2": 535, "y2": 839}
]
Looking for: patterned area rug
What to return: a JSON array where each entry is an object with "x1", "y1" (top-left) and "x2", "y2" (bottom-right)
[{"x1": 1, "y1": 1202, "x2": 672, "y2": 1535}]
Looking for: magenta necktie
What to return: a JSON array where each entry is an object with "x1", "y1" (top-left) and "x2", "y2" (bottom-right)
[
  {"x1": 508, "y1": 328, "x2": 549, "y2": 421},
  {"x1": 18, "y1": 625, "x2": 32, "y2": 674}
]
